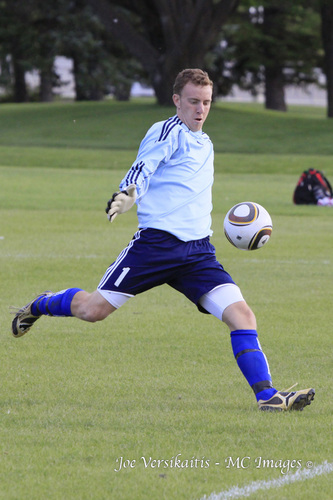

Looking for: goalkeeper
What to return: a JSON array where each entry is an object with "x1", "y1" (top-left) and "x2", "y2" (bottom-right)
[{"x1": 11, "y1": 69, "x2": 314, "y2": 412}]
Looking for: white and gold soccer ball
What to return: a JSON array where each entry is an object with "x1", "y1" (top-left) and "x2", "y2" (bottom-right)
[{"x1": 224, "y1": 202, "x2": 272, "y2": 251}]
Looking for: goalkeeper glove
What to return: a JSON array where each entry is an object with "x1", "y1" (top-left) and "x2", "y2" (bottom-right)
[{"x1": 105, "y1": 184, "x2": 137, "y2": 222}]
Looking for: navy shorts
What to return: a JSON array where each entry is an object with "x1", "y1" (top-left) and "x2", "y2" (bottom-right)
[{"x1": 98, "y1": 228, "x2": 235, "y2": 307}]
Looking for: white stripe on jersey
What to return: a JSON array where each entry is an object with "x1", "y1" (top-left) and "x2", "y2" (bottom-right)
[{"x1": 98, "y1": 229, "x2": 145, "y2": 289}]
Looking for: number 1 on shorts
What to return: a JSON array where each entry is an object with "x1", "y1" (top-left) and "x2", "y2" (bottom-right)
[{"x1": 114, "y1": 267, "x2": 131, "y2": 287}]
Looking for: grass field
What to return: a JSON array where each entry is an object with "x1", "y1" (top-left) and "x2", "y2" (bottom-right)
[{"x1": 0, "y1": 99, "x2": 332, "y2": 500}]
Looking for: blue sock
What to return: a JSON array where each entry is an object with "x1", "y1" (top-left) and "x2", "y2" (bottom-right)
[
  {"x1": 31, "y1": 288, "x2": 83, "y2": 317},
  {"x1": 230, "y1": 329, "x2": 277, "y2": 401}
]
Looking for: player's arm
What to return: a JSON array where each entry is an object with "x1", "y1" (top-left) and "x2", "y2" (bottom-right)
[
  {"x1": 119, "y1": 121, "x2": 177, "y2": 200},
  {"x1": 105, "y1": 184, "x2": 137, "y2": 222},
  {"x1": 106, "y1": 119, "x2": 179, "y2": 222}
]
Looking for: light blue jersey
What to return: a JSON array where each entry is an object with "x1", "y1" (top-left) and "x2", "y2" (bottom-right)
[{"x1": 119, "y1": 115, "x2": 214, "y2": 242}]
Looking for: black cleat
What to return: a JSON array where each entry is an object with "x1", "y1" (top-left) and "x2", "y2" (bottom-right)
[
  {"x1": 258, "y1": 386, "x2": 315, "y2": 412},
  {"x1": 11, "y1": 292, "x2": 52, "y2": 338}
]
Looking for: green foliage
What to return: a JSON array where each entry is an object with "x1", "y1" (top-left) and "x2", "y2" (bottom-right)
[
  {"x1": 0, "y1": 0, "x2": 143, "y2": 102},
  {"x1": 59, "y1": 2, "x2": 141, "y2": 101},
  {"x1": 221, "y1": 0, "x2": 323, "y2": 94},
  {"x1": 0, "y1": 101, "x2": 332, "y2": 499}
]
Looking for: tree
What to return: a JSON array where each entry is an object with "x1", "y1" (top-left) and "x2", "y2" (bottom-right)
[
  {"x1": 261, "y1": 4, "x2": 287, "y2": 111},
  {"x1": 59, "y1": 1, "x2": 143, "y2": 101},
  {"x1": 222, "y1": 1, "x2": 322, "y2": 111},
  {"x1": 86, "y1": 0, "x2": 240, "y2": 105},
  {"x1": 0, "y1": 0, "x2": 65, "y2": 102},
  {"x1": 59, "y1": 2, "x2": 113, "y2": 101},
  {"x1": 32, "y1": 0, "x2": 65, "y2": 101},
  {"x1": 320, "y1": 0, "x2": 333, "y2": 117},
  {"x1": 0, "y1": 0, "x2": 140, "y2": 102},
  {"x1": 0, "y1": 0, "x2": 36, "y2": 101}
]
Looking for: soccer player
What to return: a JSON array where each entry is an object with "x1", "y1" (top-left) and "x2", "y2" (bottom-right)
[{"x1": 11, "y1": 69, "x2": 314, "y2": 412}]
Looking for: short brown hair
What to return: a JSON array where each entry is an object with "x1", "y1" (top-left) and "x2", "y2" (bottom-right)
[{"x1": 173, "y1": 68, "x2": 213, "y2": 95}]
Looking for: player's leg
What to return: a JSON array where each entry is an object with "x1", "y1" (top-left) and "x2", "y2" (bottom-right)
[
  {"x1": 11, "y1": 228, "x2": 165, "y2": 338},
  {"x1": 11, "y1": 288, "x2": 119, "y2": 338},
  {"x1": 199, "y1": 285, "x2": 276, "y2": 400},
  {"x1": 168, "y1": 240, "x2": 273, "y2": 403},
  {"x1": 199, "y1": 286, "x2": 315, "y2": 411},
  {"x1": 222, "y1": 299, "x2": 276, "y2": 401},
  {"x1": 70, "y1": 290, "x2": 116, "y2": 321},
  {"x1": 30, "y1": 288, "x2": 117, "y2": 321}
]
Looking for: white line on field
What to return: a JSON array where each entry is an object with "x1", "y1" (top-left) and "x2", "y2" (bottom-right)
[{"x1": 200, "y1": 461, "x2": 333, "y2": 500}]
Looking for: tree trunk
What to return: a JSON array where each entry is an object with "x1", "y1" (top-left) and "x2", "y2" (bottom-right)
[
  {"x1": 265, "y1": 66, "x2": 287, "y2": 112},
  {"x1": 72, "y1": 56, "x2": 85, "y2": 101},
  {"x1": 72, "y1": 54, "x2": 105, "y2": 101},
  {"x1": 113, "y1": 81, "x2": 131, "y2": 101},
  {"x1": 40, "y1": 67, "x2": 54, "y2": 102},
  {"x1": 152, "y1": 70, "x2": 175, "y2": 106},
  {"x1": 152, "y1": 53, "x2": 206, "y2": 106},
  {"x1": 263, "y1": 5, "x2": 287, "y2": 112},
  {"x1": 321, "y1": 2, "x2": 333, "y2": 118},
  {"x1": 12, "y1": 58, "x2": 27, "y2": 102}
]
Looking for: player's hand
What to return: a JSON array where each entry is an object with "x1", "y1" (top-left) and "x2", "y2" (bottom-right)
[{"x1": 105, "y1": 184, "x2": 137, "y2": 222}]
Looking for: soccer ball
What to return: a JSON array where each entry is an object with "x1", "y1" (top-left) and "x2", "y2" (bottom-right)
[{"x1": 224, "y1": 202, "x2": 272, "y2": 251}]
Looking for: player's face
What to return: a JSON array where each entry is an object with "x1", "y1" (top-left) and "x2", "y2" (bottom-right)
[{"x1": 173, "y1": 82, "x2": 212, "y2": 132}]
